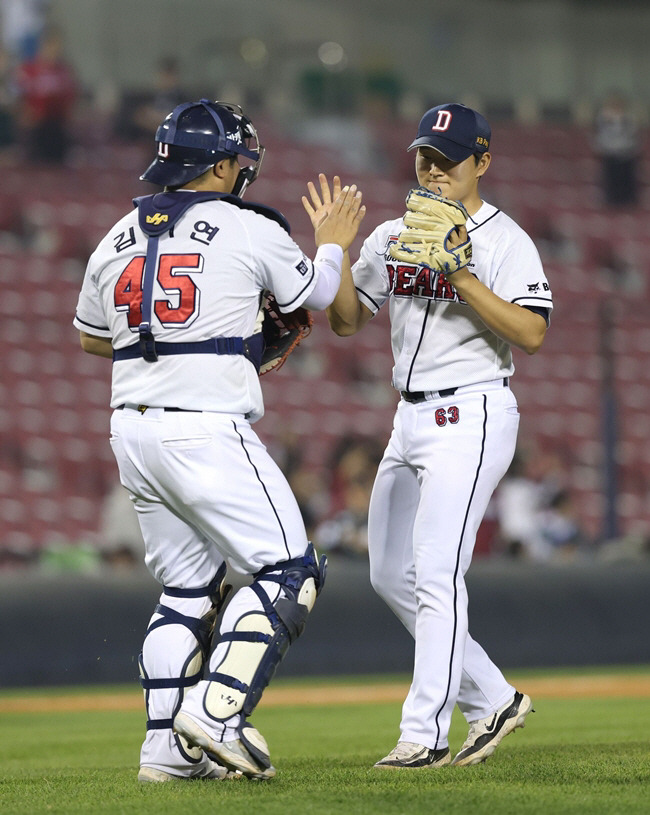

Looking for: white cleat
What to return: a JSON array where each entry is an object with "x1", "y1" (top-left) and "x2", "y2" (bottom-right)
[
  {"x1": 374, "y1": 741, "x2": 451, "y2": 769},
  {"x1": 173, "y1": 711, "x2": 276, "y2": 780},
  {"x1": 451, "y1": 691, "x2": 534, "y2": 766},
  {"x1": 137, "y1": 760, "x2": 233, "y2": 782}
]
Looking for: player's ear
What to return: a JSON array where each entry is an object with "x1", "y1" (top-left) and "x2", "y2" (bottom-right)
[
  {"x1": 476, "y1": 152, "x2": 491, "y2": 179},
  {"x1": 212, "y1": 159, "x2": 229, "y2": 179}
]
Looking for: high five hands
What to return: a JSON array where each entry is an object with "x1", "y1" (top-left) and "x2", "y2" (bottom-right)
[{"x1": 302, "y1": 174, "x2": 365, "y2": 251}]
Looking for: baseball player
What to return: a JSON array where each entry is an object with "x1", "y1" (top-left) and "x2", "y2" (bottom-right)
[
  {"x1": 303, "y1": 103, "x2": 552, "y2": 768},
  {"x1": 74, "y1": 99, "x2": 365, "y2": 782}
]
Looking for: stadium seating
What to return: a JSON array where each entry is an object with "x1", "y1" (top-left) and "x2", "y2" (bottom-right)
[{"x1": 1, "y1": 119, "x2": 648, "y2": 561}]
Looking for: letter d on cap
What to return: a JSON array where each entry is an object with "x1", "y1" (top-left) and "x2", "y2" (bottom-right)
[{"x1": 431, "y1": 110, "x2": 452, "y2": 132}]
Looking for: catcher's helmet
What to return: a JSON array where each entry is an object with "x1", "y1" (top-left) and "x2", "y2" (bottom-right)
[{"x1": 140, "y1": 99, "x2": 264, "y2": 196}]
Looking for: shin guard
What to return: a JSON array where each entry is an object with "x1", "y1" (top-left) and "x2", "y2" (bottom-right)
[
  {"x1": 139, "y1": 563, "x2": 230, "y2": 764},
  {"x1": 203, "y1": 544, "x2": 326, "y2": 722}
]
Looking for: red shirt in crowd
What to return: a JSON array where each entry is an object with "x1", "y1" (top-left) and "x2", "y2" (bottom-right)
[{"x1": 16, "y1": 56, "x2": 78, "y2": 123}]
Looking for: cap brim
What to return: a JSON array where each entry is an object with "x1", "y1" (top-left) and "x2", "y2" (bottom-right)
[
  {"x1": 407, "y1": 136, "x2": 474, "y2": 162},
  {"x1": 140, "y1": 158, "x2": 213, "y2": 187}
]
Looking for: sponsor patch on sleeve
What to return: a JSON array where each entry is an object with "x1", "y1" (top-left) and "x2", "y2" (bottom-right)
[{"x1": 296, "y1": 258, "x2": 309, "y2": 276}]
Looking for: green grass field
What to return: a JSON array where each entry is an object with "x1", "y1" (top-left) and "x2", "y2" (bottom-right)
[{"x1": 1, "y1": 668, "x2": 649, "y2": 815}]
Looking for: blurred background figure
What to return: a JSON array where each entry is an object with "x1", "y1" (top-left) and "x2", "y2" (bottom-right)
[
  {"x1": 0, "y1": 46, "x2": 16, "y2": 158},
  {"x1": 96, "y1": 480, "x2": 145, "y2": 569},
  {"x1": 494, "y1": 446, "x2": 587, "y2": 562},
  {"x1": 314, "y1": 435, "x2": 382, "y2": 558},
  {"x1": 0, "y1": 0, "x2": 50, "y2": 62},
  {"x1": 122, "y1": 55, "x2": 188, "y2": 143},
  {"x1": 14, "y1": 25, "x2": 78, "y2": 163},
  {"x1": 314, "y1": 475, "x2": 372, "y2": 558},
  {"x1": 593, "y1": 90, "x2": 642, "y2": 208}
]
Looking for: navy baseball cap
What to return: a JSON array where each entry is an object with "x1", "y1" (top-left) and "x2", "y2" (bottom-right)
[{"x1": 408, "y1": 103, "x2": 491, "y2": 162}]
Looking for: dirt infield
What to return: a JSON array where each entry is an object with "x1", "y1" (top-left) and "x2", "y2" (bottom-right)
[{"x1": 1, "y1": 673, "x2": 649, "y2": 714}]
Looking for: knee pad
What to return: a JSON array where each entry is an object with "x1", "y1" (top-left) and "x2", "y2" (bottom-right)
[
  {"x1": 139, "y1": 563, "x2": 230, "y2": 759},
  {"x1": 203, "y1": 543, "x2": 326, "y2": 721}
]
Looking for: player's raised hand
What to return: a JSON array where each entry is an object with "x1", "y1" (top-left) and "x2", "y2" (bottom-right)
[
  {"x1": 302, "y1": 173, "x2": 342, "y2": 228},
  {"x1": 303, "y1": 175, "x2": 365, "y2": 250}
]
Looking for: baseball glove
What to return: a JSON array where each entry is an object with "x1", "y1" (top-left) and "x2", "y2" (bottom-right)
[
  {"x1": 260, "y1": 294, "x2": 313, "y2": 375},
  {"x1": 389, "y1": 186, "x2": 473, "y2": 274}
]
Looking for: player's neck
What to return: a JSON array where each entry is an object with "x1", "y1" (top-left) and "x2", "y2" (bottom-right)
[{"x1": 461, "y1": 193, "x2": 484, "y2": 217}]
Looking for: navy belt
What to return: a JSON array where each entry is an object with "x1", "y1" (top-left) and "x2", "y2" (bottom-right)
[{"x1": 401, "y1": 378, "x2": 509, "y2": 404}]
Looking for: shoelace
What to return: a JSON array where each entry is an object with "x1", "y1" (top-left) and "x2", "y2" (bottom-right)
[{"x1": 389, "y1": 742, "x2": 424, "y2": 759}]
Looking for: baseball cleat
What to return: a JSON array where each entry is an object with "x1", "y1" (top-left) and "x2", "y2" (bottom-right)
[
  {"x1": 451, "y1": 690, "x2": 534, "y2": 766},
  {"x1": 374, "y1": 741, "x2": 451, "y2": 769},
  {"x1": 173, "y1": 712, "x2": 276, "y2": 780},
  {"x1": 137, "y1": 760, "x2": 234, "y2": 782}
]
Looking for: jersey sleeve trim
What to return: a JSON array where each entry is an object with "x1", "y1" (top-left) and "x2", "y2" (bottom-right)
[
  {"x1": 522, "y1": 304, "x2": 551, "y2": 326},
  {"x1": 274, "y1": 264, "x2": 316, "y2": 311},
  {"x1": 74, "y1": 314, "x2": 111, "y2": 335},
  {"x1": 512, "y1": 295, "x2": 553, "y2": 307}
]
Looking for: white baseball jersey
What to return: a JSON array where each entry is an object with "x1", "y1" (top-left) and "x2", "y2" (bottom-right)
[
  {"x1": 352, "y1": 201, "x2": 553, "y2": 392},
  {"x1": 74, "y1": 193, "x2": 323, "y2": 421},
  {"x1": 358, "y1": 198, "x2": 553, "y2": 752}
]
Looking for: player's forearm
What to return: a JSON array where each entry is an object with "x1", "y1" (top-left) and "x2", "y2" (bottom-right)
[
  {"x1": 301, "y1": 245, "x2": 343, "y2": 310},
  {"x1": 325, "y1": 253, "x2": 370, "y2": 336},
  {"x1": 79, "y1": 331, "x2": 113, "y2": 358},
  {"x1": 449, "y1": 271, "x2": 547, "y2": 354}
]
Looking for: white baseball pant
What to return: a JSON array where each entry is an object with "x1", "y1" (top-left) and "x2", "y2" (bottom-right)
[{"x1": 368, "y1": 380, "x2": 520, "y2": 750}]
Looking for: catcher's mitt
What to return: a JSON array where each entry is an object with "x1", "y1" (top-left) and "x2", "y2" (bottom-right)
[
  {"x1": 389, "y1": 186, "x2": 473, "y2": 274},
  {"x1": 259, "y1": 294, "x2": 313, "y2": 375}
]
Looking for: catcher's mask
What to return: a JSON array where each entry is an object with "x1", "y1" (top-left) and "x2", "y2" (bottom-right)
[{"x1": 140, "y1": 99, "x2": 264, "y2": 196}]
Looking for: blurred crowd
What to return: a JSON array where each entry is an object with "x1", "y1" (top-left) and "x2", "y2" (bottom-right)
[
  {"x1": 28, "y1": 434, "x2": 629, "y2": 573},
  {"x1": 0, "y1": 4, "x2": 649, "y2": 573}
]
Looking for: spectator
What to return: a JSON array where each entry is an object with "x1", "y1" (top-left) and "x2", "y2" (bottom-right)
[
  {"x1": 0, "y1": 46, "x2": 17, "y2": 157},
  {"x1": 314, "y1": 434, "x2": 382, "y2": 557},
  {"x1": 96, "y1": 480, "x2": 145, "y2": 568},
  {"x1": 315, "y1": 476, "x2": 371, "y2": 558},
  {"x1": 537, "y1": 489, "x2": 586, "y2": 561},
  {"x1": 14, "y1": 26, "x2": 78, "y2": 163},
  {"x1": 495, "y1": 446, "x2": 585, "y2": 562},
  {"x1": 121, "y1": 56, "x2": 188, "y2": 143},
  {"x1": 593, "y1": 91, "x2": 642, "y2": 208},
  {"x1": 0, "y1": 0, "x2": 50, "y2": 62},
  {"x1": 494, "y1": 448, "x2": 550, "y2": 560}
]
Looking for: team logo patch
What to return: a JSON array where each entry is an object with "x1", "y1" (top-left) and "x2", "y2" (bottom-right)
[
  {"x1": 146, "y1": 213, "x2": 169, "y2": 225},
  {"x1": 296, "y1": 258, "x2": 309, "y2": 276},
  {"x1": 527, "y1": 282, "x2": 540, "y2": 293},
  {"x1": 431, "y1": 110, "x2": 452, "y2": 132}
]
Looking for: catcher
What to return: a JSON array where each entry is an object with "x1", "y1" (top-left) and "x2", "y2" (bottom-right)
[
  {"x1": 304, "y1": 103, "x2": 552, "y2": 770},
  {"x1": 73, "y1": 99, "x2": 364, "y2": 783}
]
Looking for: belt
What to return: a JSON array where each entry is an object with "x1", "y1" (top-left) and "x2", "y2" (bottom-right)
[
  {"x1": 116, "y1": 404, "x2": 202, "y2": 413},
  {"x1": 401, "y1": 377, "x2": 509, "y2": 404},
  {"x1": 402, "y1": 386, "x2": 457, "y2": 402}
]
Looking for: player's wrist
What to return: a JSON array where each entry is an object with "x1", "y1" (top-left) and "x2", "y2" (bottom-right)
[
  {"x1": 315, "y1": 243, "x2": 344, "y2": 270},
  {"x1": 444, "y1": 267, "x2": 473, "y2": 286}
]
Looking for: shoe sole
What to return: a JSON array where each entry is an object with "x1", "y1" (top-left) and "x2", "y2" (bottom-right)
[
  {"x1": 138, "y1": 767, "x2": 179, "y2": 783},
  {"x1": 174, "y1": 712, "x2": 275, "y2": 780},
  {"x1": 452, "y1": 694, "x2": 534, "y2": 766},
  {"x1": 138, "y1": 765, "x2": 234, "y2": 782},
  {"x1": 374, "y1": 751, "x2": 451, "y2": 769}
]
